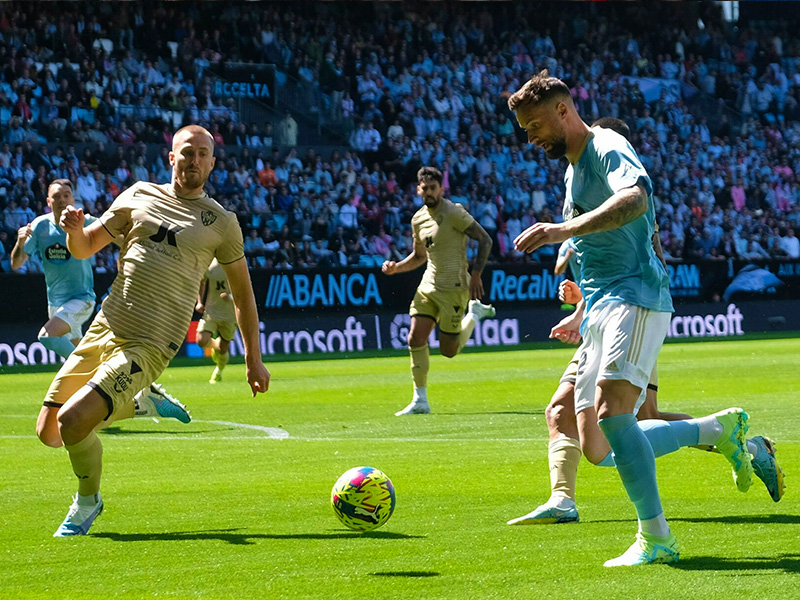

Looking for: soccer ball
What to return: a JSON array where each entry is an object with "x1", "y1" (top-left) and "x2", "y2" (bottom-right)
[{"x1": 331, "y1": 466, "x2": 396, "y2": 532}]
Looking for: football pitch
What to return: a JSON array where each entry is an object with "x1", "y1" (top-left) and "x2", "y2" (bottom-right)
[{"x1": 1, "y1": 338, "x2": 799, "y2": 600}]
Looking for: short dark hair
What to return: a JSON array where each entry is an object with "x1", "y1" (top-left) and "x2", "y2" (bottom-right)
[
  {"x1": 591, "y1": 117, "x2": 632, "y2": 142},
  {"x1": 48, "y1": 178, "x2": 73, "y2": 193},
  {"x1": 507, "y1": 70, "x2": 571, "y2": 112},
  {"x1": 417, "y1": 166, "x2": 443, "y2": 185}
]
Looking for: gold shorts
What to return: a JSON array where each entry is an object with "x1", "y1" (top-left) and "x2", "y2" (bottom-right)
[
  {"x1": 197, "y1": 315, "x2": 237, "y2": 342},
  {"x1": 559, "y1": 348, "x2": 581, "y2": 385},
  {"x1": 409, "y1": 287, "x2": 470, "y2": 335},
  {"x1": 44, "y1": 319, "x2": 170, "y2": 419}
]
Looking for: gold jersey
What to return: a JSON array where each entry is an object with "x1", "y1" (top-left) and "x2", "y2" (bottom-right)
[
  {"x1": 411, "y1": 198, "x2": 475, "y2": 292},
  {"x1": 97, "y1": 182, "x2": 244, "y2": 358},
  {"x1": 203, "y1": 257, "x2": 236, "y2": 323}
]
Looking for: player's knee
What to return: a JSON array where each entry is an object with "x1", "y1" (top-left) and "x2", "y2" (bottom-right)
[
  {"x1": 583, "y1": 446, "x2": 609, "y2": 465},
  {"x1": 196, "y1": 335, "x2": 211, "y2": 348},
  {"x1": 545, "y1": 401, "x2": 574, "y2": 432},
  {"x1": 36, "y1": 423, "x2": 63, "y2": 448},
  {"x1": 440, "y1": 346, "x2": 458, "y2": 358},
  {"x1": 56, "y1": 405, "x2": 82, "y2": 435}
]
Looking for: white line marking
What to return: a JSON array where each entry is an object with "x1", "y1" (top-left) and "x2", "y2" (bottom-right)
[{"x1": 193, "y1": 419, "x2": 290, "y2": 439}]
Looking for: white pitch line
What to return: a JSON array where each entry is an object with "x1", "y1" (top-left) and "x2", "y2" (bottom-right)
[{"x1": 193, "y1": 419, "x2": 290, "y2": 439}]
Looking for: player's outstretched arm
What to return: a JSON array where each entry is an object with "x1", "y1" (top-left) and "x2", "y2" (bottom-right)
[
  {"x1": 222, "y1": 257, "x2": 270, "y2": 396},
  {"x1": 60, "y1": 205, "x2": 114, "y2": 259},
  {"x1": 464, "y1": 221, "x2": 492, "y2": 299},
  {"x1": 514, "y1": 183, "x2": 648, "y2": 254},
  {"x1": 10, "y1": 224, "x2": 32, "y2": 270},
  {"x1": 564, "y1": 182, "x2": 648, "y2": 238},
  {"x1": 381, "y1": 240, "x2": 427, "y2": 275}
]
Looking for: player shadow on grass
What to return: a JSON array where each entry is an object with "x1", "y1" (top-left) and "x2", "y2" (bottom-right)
[
  {"x1": 671, "y1": 554, "x2": 800, "y2": 574},
  {"x1": 99, "y1": 427, "x2": 219, "y2": 435},
  {"x1": 437, "y1": 410, "x2": 545, "y2": 416},
  {"x1": 372, "y1": 571, "x2": 439, "y2": 578},
  {"x1": 590, "y1": 515, "x2": 800, "y2": 525},
  {"x1": 91, "y1": 529, "x2": 424, "y2": 545}
]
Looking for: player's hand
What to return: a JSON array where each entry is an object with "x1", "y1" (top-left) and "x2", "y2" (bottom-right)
[
  {"x1": 559, "y1": 279, "x2": 583, "y2": 304},
  {"x1": 514, "y1": 223, "x2": 570, "y2": 254},
  {"x1": 246, "y1": 361, "x2": 270, "y2": 396},
  {"x1": 59, "y1": 205, "x2": 85, "y2": 233},
  {"x1": 381, "y1": 260, "x2": 398, "y2": 275},
  {"x1": 549, "y1": 312, "x2": 582, "y2": 345},
  {"x1": 194, "y1": 302, "x2": 204, "y2": 314},
  {"x1": 469, "y1": 271, "x2": 484, "y2": 300},
  {"x1": 17, "y1": 223, "x2": 32, "y2": 241},
  {"x1": 220, "y1": 292, "x2": 231, "y2": 302}
]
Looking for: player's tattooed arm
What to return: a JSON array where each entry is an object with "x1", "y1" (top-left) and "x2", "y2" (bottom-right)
[
  {"x1": 465, "y1": 221, "x2": 492, "y2": 274},
  {"x1": 565, "y1": 182, "x2": 648, "y2": 237}
]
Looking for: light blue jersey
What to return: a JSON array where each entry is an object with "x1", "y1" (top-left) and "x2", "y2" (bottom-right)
[
  {"x1": 563, "y1": 126, "x2": 673, "y2": 314},
  {"x1": 24, "y1": 214, "x2": 96, "y2": 307}
]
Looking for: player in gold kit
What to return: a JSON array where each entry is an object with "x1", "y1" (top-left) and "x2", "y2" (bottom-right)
[
  {"x1": 48, "y1": 125, "x2": 270, "y2": 536},
  {"x1": 195, "y1": 258, "x2": 238, "y2": 383},
  {"x1": 382, "y1": 167, "x2": 494, "y2": 416}
]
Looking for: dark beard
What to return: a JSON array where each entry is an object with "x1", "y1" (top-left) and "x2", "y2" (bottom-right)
[{"x1": 545, "y1": 138, "x2": 567, "y2": 160}]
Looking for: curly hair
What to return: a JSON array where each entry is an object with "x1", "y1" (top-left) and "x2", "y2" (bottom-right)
[{"x1": 417, "y1": 166, "x2": 443, "y2": 184}]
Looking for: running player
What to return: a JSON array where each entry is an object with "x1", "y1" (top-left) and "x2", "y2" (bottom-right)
[
  {"x1": 48, "y1": 125, "x2": 270, "y2": 536},
  {"x1": 508, "y1": 71, "x2": 753, "y2": 566},
  {"x1": 508, "y1": 118, "x2": 784, "y2": 527},
  {"x1": 195, "y1": 257, "x2": 238, "y2": 383},
  {"x1": 11, "y1": 179, "x2": 190, "y2": 450},
  {"x1": 382, "y1": 166, "x2": 494, "y2": 416}
]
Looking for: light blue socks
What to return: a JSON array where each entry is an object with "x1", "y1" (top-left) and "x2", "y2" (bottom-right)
[
  {"x1": 598, "y1": 413, "x2": 663, "y2": 521},
  {"x1": 39, "y1": 335, "x2": 76, "y2": 359}
]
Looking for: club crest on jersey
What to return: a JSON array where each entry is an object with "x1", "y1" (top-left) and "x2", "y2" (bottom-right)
[{"x1": 201, "y1": 210, "x2": 217, "y2": 226}]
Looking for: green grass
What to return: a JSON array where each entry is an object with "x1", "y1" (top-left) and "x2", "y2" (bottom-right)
[{"x1": 1, "y1": 338, "x2": 799, "y2": 599}]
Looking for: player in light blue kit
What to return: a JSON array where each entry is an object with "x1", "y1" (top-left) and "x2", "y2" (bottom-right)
[
  {"x1": 12, "y1": 179, "x2": 96, "y2": 359},
  {"x1": 11, "y1": 179, "x2": 190, "y2": 452},
  {"x1": 507, "y1": 71, "x2": 754, "y2": 566}
]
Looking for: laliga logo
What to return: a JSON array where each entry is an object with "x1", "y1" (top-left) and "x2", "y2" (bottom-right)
[{"x1": 390, "y1": 314, "x2": 412, "y2": 349}]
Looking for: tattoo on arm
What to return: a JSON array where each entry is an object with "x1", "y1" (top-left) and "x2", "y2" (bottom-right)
[
  {"x1": 568, "y1": 183, "x2": 648, "y2": 237},
  {"x1": 465, "y1": 221, "x2": 492, "y2": 274}
]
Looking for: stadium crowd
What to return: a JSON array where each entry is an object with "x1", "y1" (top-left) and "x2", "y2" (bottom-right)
[{"x1": 2, "y1": 2, "x2": 800, "y2": 274}]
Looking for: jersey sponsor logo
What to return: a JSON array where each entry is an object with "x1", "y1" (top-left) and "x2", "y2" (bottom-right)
[
  {"x1": 489, "y1": 269, "x2": 563, "y2": 302},
  {"x1": 45, "y1": 243, "x2": 71, "y2": 262},
  {"x1": 150, "y1": 221, "x2": 184, "y2": 247},
  {"x1": 201, "y1": 210, "x2": 217, "y2": 226},
  {"x1": 264, "y1": 272, "x2": 383, "y2": 308}
]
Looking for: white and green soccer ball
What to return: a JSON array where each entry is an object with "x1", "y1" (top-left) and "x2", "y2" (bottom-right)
[{"x1": 331, "y1": 466, "x2": 396, "y2": 532}]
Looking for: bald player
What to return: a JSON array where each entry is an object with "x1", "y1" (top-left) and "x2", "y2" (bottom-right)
[{"x1": 48, "y1": 125, "x2": 270, "y2": 536}]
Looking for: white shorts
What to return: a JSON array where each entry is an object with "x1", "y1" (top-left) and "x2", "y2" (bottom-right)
[
  {"x1": 48, "y1": 299, "x2": 95, "y2": 339},
  {"x1": 574, "y1": 300, "x2": 670, "y2": 415}
]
